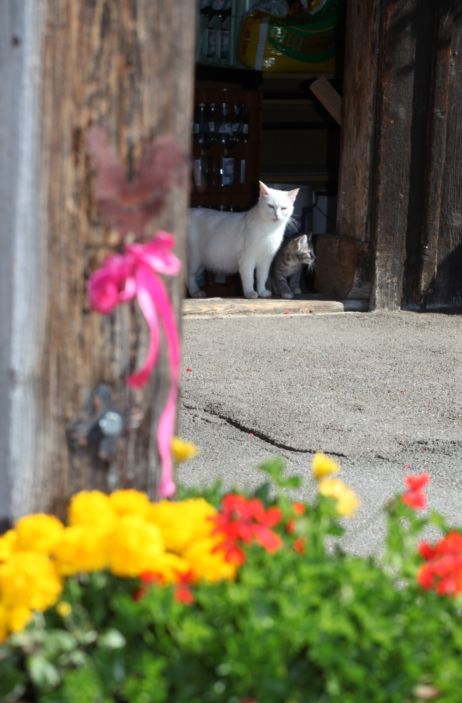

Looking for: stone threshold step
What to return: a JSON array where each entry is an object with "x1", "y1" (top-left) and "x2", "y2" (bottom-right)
[{"x1": 182, "y1": 297, "x2": 369, "y2": 318}]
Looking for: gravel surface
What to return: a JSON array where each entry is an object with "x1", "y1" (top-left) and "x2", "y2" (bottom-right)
[{"x1": 177, "y1": 311, "x2": 462, "y2": 554}]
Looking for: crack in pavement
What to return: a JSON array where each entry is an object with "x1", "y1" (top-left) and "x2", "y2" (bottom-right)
[{"x1": 181, "y1": 400, "x2": 349, "y2": 459}]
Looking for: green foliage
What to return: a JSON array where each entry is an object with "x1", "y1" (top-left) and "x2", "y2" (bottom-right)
[{"x1": 1, "y1": 460, "x2": 462, "y2": 702}]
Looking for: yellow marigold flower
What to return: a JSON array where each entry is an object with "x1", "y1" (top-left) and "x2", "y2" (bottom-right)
[
  {"x1": 318, "y1": 477, "x2": 360, "y2": 517},
  {"x1": 184, "y1": 536, "x2": 237, "y2": 583},
  {"x1": 15, "y1": 513, "x2": 64, "y2": 554},
  {"x1": 0, "y1": 529, "x2": 18, "y2": 562},
  {"x1": 0, "y1": 603, "x2": 9, "y2": 643},
  {"x1": 336, "y1": 488, "x2": 360, "y2": 517},
  {"x1": 144, "y1": 552, "x2": 190, "y2": 584},
  {"x1": 171, "y1": 437, "x2": 199, "y2": 463},
  {"x1": 8, "y1": 605, "x2": 32, "y2": 633},
  {"x1": 68, "y1": 490, "x2": 116, "y2": 529},
  {"x1": 0, "y1": 551, "x2": 62, "y2": 611},
  {"x1": 148, "y1": 498, "x2": 216, "y2": 555},
  {"x1": 108, "y1": 515, "x2": 165, "y2": 578},
  {"x1": 312, "y1": 452, "x2": 340, "y2": 481},
  {"x1": 109, "y1": 489, "x2": 152, "y2": 518},
  {"x1": 53, "y1": 525, "x2": 109, "y2": 575},
  {"x1": 56, "y1": 601, "x2": 72, "y2": 618}
]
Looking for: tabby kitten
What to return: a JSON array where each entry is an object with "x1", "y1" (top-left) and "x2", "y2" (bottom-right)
[{"x1": 268, "y1": 233, "x2": 315, "y2": 299}]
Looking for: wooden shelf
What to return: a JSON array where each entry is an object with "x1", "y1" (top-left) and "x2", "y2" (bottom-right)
[{"x1": 191, "y1": 81, "x2": 261, "y2": 211}]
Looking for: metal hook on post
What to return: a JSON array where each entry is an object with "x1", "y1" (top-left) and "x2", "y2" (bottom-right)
[{"x1": 67, "y1": 384, "x2": 143, "y2": 463}]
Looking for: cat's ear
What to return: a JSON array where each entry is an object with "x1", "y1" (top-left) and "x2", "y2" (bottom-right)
[
  {"x1": 259, "y1": 181, "x2": 271, "y2": 198},
  {"x1": 298, "y1": 234, "x2": 308, "y2": 247},
  {"x1": 287, "y1": 188, "x2": 300, "y2": 204}
]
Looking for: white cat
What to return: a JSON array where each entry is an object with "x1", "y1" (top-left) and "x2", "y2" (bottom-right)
[{"x1": 187, "y1": 181, "x2": 299, "y2": 299}]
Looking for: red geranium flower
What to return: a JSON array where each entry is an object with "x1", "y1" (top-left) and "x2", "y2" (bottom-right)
[
  {"x1": 402, "y1": 472, "x2": 430, "y2": 510},
  {"x1": 405, "y1": 473, "x2": 429, "y2": 491},
  {"x1": 402, "y1": 490, "x2": 427, "y2": 510},
  {"x1": 212, "y1": 494, "x2": 283, "y2": 564},
  {"x1": 292, "y1": 502, "x2": 306, "y2": 516},
  {"x1": 133, "y1": 571, "x2": 165, "y2": 600},
  {"x1": 173, "y1": 570, "x2": 195, "y2": 605},
  {"x1": 417, "y1": 531, "x2": 462, "y2": 596}
]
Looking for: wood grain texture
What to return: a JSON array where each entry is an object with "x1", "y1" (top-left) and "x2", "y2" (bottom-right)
[
  {"x1": 314, "y1": 235, "x2": 362, "y2": 299},
  {"x1": 370, "y1": 0, "x2": 417, "y2": 310},
  {"x1": 336, "y1": 0, "x2": 378, "y2": 244},
  {"x1": 3, "y1": 0, "x2": 195, "y2": 519},
  {"x1": 417, "y1": 5, "x2": 462, "y2": 309},
  {"x1": 182, "y1": 298, "x2": 345, "y2": 318}
]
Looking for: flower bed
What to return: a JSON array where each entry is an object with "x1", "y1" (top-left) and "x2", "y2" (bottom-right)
[{"x1": 1, "y1": 450, "x2": 461, "y2": 702}]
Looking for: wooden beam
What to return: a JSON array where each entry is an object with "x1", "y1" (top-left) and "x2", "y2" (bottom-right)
[
  {"x1": 309, "y1": 77, "x2": 342, "y2": 125},
  {"x1": 370, "y1": 0, "x2": 418, "y2": 310},
  {"x1": 336, "y1": 0, "x2": 379, "y2": 244},
  {"x1": 417, "y1": 4, "x2": 462, "y2": 309},
  {"x1": 0, "y1": 1, "x2": 195, "y2": 521}
]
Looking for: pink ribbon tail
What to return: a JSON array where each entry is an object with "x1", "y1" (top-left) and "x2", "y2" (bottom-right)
[
  {"x1": 127, "y1": 267, "x2": 161, "y2": 388},
  {"x1": 147, "y1": 275, "x2": 181, "y2": 498}
]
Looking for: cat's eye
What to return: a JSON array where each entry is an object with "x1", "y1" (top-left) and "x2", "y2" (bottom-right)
[{"x1": 281, "y1": 207, "x2": 287, "y2": 211}]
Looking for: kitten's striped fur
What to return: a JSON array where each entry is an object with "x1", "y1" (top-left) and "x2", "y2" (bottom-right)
[{"x1": 268, "y1": 233, "x2": 315, "y2": 299}]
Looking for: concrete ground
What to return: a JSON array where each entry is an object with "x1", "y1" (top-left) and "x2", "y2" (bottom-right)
[{"x1": 177, "y1": 310, "x2": 462, "y2": 555}]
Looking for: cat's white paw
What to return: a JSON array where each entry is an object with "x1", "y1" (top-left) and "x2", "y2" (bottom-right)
[
  {"x1": 191, "y1": 290, "x2": 207, "y2": 298},
  {"x1": 282, "y1": 292, "x2": 294, "y2": 299},
  {"x1": 244, "y1": 290, "x2": 258, "y2": 299},
  {"x1": 258, "y1": 289, "x2": 272, "y2": 298}
]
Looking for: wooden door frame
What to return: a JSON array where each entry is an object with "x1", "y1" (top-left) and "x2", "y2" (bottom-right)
[{"x1": 338, "y1": 0, "x2": 462, "y2": 311}]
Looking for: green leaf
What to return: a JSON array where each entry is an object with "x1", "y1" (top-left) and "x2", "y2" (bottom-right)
[
  {"x1": 258, "y1": 457, "x2": 286, "y2": 482},
  {"x1": 252, "y1": 481, "x2": 272, "y2": 502},
  {"x1": 0, "y1": 656, "x2": 26, "y2": 701},
  {"x1": 98, "y1": 629, "x2": 126, "y2": 649},
  {"x1": 257, "y1": 457, "x2": 302, "y2": 490},
  {"x1": 28, "y1": 654, "x2": 60, "y2": 689},
  {"x1": 57, "y1": 666, "x2": 109, "y2": 703}
]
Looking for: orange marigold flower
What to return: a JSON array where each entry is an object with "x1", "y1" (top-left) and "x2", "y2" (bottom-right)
[{"x1": 292, "y1": 502, "x2": 305, "y2": 516}]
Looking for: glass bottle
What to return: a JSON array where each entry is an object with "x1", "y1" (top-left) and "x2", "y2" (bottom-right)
[
  {"x1": 207, "y1": 102, "x2": 218, "y2": 144},
  {"x1": 193, "y1": 148, "x2": 211, "y2": 190},
  {"x1": 231, "y1": 103, "x2": 242, "y2": 143},
  {"x1": 193, "y1": 102, "x2": 207, "y2": 145},
  {"x1": 239, "y1": 158, "x2": 247, "y2": 185},
  {"x1": 219, "y1": 147, "x2": 235, "y2": 187},
  {"x1": 240, "y1": 104, "x2": 249, "y2": 142},
  {"x1": 218, "y1": 102, "x2": 231, "y2": 144}
]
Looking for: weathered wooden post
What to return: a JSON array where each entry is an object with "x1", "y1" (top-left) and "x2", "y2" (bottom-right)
[
  {"x1": 0, "y1": 1, "x2": 195, "y2": 522},
  {"x1": 332, "y1": 0, "x2": 379, "y2": 302}
]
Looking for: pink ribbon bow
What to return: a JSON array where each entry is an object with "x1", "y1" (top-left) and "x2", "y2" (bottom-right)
[{"x1": 89, "y1": 231, "x2": 181, "y2": 497}]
